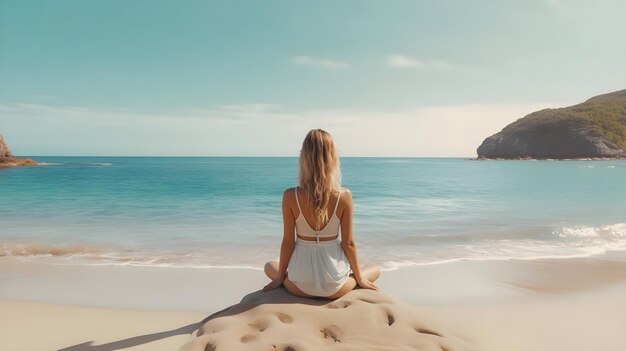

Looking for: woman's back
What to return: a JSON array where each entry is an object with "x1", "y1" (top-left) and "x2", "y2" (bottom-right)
[
  {"x1": 284, "y1": 186, "x2": 351, "y2": 297},
  {"x1": 294, "y1": 187, "x2": 342, "y2": 240},
  {"x1": 262, "y1": 129, "x2": 380, "y2": 299}
]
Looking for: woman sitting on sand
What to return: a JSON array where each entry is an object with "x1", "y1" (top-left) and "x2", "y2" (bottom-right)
[{"x1": 263, "y1": 129, "x2": 381, "y2": 298}]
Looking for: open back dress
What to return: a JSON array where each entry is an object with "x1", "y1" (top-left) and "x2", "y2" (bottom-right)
[{"x1": 287, "y1": 187, "x2": 351, "y2": 297}]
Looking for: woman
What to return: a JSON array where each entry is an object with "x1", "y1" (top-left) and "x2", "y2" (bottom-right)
[{"x1": 263, "y1": 129, "x2": 381, "y2": 298}]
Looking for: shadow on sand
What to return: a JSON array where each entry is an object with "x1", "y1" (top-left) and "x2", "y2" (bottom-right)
[{"x1": 57, "y1": 288, "x2": 329, "y2": 351}]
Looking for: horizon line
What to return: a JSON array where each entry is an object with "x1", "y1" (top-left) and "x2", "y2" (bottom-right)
[{"x1": 22, "y1": 155, "x2": 476, "y2": 158}]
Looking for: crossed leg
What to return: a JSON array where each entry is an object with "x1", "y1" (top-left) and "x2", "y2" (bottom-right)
[
  {"x1": 263, "y1": 260, "x2": 381, "y2": 299},
  {"x1": 264, "y1": 260, "x2": 313, "y2": 298}
]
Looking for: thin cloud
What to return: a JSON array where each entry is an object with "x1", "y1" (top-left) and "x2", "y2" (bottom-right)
[
  {"x1": 188, "y1": 103, "x2": 289, "y2": 121},
  {"x1": 0, "y1": 102, "x2": 292, "y2": 124},
  {"x1": 292, "y1": 55, "x2": 350, "y2": 69},
  {"x1": 387, "y1": 54, "x2": 468, "y2": 71},
  {"x1": 387, "y1": 54, "x2": 425, "y2": 68},
  {"x1": 1, "y1": 101, "x2": 559, "y2": 156}
]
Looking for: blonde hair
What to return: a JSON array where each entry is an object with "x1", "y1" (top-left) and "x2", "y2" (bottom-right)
[{"x1": 298, "y1": 129, "x2": 342, "y2": 229}]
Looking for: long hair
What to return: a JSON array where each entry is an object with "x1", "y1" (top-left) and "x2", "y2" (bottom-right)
[{"x1": 298, "y1": 129, "x2": 342, "y2": 229}]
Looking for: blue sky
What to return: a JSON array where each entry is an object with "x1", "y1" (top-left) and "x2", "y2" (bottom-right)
[{"x1": 1, "y1": 0, "x2": 625, "y2": 156}]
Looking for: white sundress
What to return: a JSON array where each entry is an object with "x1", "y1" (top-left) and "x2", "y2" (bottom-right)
[{"x1": 287, "y1": 187, "x2": 351, "y2": 297}]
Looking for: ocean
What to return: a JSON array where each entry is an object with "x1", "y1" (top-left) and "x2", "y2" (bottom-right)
[{"x1": 1, "y1": 157, "x2": 625, "y2": 270}]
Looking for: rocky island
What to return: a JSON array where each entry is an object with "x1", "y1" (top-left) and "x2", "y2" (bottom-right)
[
  {"x1": 0, "y1": 134, "x2": 37, "y2": 167},
  {"x1": 477, "y1": 89, "x2": 626, "y2": 159}
]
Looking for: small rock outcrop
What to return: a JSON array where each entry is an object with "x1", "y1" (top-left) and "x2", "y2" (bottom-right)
[
  {"x1": 477, "y1": 89, "x2": 626, "y2": 159},
  {"x1": 0, "y1": 134, "x2": 13, "y2": 158},
  {"x1": 0, "y1": 134, "x2": 36, "y2": 167}
]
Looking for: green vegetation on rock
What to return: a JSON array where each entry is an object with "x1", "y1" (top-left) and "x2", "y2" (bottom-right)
[
  {"x1": 507, "y1": 90, "x2": 626, "y2": 150},
  {"x1": 477, "y1": 89, "x2": 626, "y2": 159}
]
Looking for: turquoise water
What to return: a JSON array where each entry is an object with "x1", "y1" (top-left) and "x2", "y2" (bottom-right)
[{"x1": 1, "y1": 157, "x2": 625, "y2": 270}]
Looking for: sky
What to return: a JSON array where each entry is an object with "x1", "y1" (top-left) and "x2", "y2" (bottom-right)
[{"x1": 1, "y1": 0, "x2": 625, "y2": 156}]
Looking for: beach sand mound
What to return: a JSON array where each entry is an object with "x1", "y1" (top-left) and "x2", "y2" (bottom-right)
[{"x1": 181, "y1": 289, "x2": 468, "y2": 351}]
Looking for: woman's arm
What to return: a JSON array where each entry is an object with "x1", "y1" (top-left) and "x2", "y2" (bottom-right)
[
  {"x1": 340, "y1": 189, "x2": 377, "y2": 290},
  {"x1": 339, "y1": 190, "x2": 364, "y2": 280},
  {"x1": 275, "y1": 189, "x2": 296, "y2": 280}
]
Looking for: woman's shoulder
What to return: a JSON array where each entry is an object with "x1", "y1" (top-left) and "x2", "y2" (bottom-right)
[{"x1": 339, "y1": 187, "x2": 352, "y2": 203}]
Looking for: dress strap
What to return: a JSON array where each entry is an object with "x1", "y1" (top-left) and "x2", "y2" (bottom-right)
[
  {"x1": 295, "y1": 187, "x2": 302, "y2": 213},
  {"x1": 332, "y1": 188, "x2": 342, "y2": 216}
]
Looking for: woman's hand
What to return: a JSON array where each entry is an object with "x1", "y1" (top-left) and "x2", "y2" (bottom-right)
[
  {"x1": 356, "y1": 277, "x2": 381, "y2": 291},
  {"x1": 262, "y1": 278, "x2": 284, "y2": 292}
]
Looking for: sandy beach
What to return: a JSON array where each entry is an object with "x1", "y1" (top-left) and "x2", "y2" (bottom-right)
[
  {"x1": 1, "y1": 251, "x2": 625, "y2": 351},
  {"x1": 3, "y1": 0, "x2": 625, "y2": 349}
]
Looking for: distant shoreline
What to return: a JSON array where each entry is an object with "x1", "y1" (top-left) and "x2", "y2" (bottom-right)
[{"x1": 8, "y1": 155, "x2": 626, "y2": 160}]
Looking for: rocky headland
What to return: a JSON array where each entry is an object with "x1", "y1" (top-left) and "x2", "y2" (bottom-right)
[
  {"x1": 0, "y1": 134, "x2": 36, "y2": 167},
  {"x1": 477, "y1": 89, "x2": 626, "y2": 160}
]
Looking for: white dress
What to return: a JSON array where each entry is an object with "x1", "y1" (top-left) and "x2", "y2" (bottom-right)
[{"x1": 287, "y1": 187, "x2": 351, "y2": 297}]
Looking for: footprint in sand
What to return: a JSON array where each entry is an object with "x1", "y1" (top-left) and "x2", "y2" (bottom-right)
[
  {"x1": 248, "y1": 320, "x2": 270, "y2": 332},
  {"x1": 415, "y1": 327, "x2": 443, "y2": 337},
  {"x1": 386, "y1": 312, "x2": 396, "y2": 326},
  {"x1": 240, "y1": 334, "x2": 257, "y2": 343},
  {"x1": 320, "y1": 325, "x2": 342, "y2": 343},
  {"x1": 274, "y1": 312, "x2": 293, "y2": 324},
  {"x1": 326, "y1": 300, "x2": 352, "y2": 309}
]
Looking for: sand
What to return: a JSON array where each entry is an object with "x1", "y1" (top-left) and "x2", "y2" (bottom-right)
[
  {"x1": 181, "y1": 289, "x2": 467, "y2": 351},
  {"x1": 0, "y1": 301, "x2": 204, "y2": 351},
  {"x1": 1, "y1": 253, "x2": 625, "y2": 351}
]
